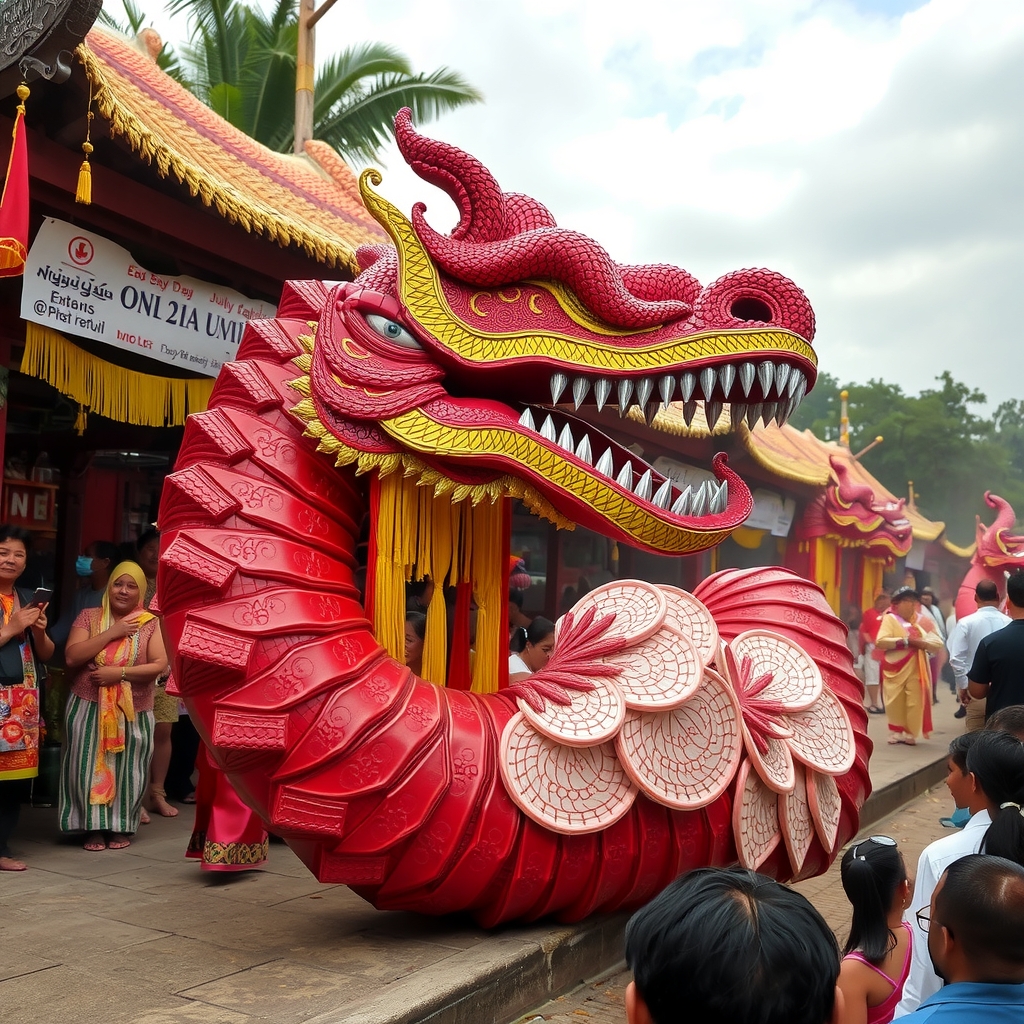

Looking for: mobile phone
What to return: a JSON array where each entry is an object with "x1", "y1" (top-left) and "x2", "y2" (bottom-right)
[{"x1": 30, "y1": 587, "x2": 51, "y2": 607}]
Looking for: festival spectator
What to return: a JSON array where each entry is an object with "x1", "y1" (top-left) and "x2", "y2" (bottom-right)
[
  {"x1": 404, "y1": 611, "x2": 426, "y2": 677},
  {"x1": 624, "y1": 866, "x2": 842, "y2": 1024},
  {"x1": 967, "y1": 571, "x2": 1024, "y2": 721},
  {"x1": 509, "y1": 616, "x2": 555, "y2": 683},
  {"x1": 838, "y1": 836, "x2": 912, "y2": 1024},
  {"x1": 860, "y1": 592, "x2": 890, "y2": 715},
  {"x1": 987, "y1": 704, "x2": 1024, "y2": 740},
  {"x1": 919, "y1": 589, "x2": 946, "y2": 705},
  {"x1": 895, "y1": 729, "x2": 1024, "y2": 1015},
  {"x1": 0, "y1": 525, "x2": 54, "y2": 871},
  {"x1": 507, "y1": 588, "x2": 531, "y2": 639},
  {"x1": 900, "y1": 855, "x2": 1024, "y2": 1022},
  {"x1": 59, "y1": 561, "x2": 167, "y2": 851},
  {"x1": 946, "y1": 579, "x2": 1008, "y2": 727},
  {"x1": 49, "y1": 540, "x2": 119, "y2": 648},
  {"x1": 938, "y1": 732, "x2": 980, "y2": 829},
  {"x1": 876, "y1": 588, "x2": 944, "y2": 745}
]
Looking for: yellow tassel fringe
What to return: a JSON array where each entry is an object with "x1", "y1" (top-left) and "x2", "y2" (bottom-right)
[
  {"x1": 373, "y1": 473, "x2": 507, "y2": 694},
  {"x1": 76, "y1": 147, "x2": 93, "y2": 205},
  {"x1": 22, "y1": 323, "x2": 214, "y2": 427}
]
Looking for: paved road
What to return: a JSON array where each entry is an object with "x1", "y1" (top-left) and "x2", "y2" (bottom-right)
[{"x1": 515, "y1": 781, "x2": 960, "y2": 1024}]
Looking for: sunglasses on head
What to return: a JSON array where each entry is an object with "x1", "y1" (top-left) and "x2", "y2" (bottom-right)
[{"x1": 851, "y1": 835, "x2": 897, "y2": 860}]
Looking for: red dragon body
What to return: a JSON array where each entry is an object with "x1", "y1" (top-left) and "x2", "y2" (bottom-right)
[
  {"x1": 955, "y1": 493, "x2": 1024, "y2": 619},
  {"x1": 157, "y1": 112, "x2": 870, "y2": 925}
]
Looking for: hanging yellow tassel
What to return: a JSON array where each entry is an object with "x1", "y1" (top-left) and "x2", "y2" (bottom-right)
[
  {"x1": 76, "y1": 82, "x2": 94, "y2": 205},
  {"x1": 74, "y1": 404, "x2": 87, "y2": 436}
]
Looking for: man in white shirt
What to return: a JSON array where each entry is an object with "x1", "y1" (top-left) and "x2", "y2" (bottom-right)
[
  {"x1": 947, "y1": 580, "x2": 1009, "y2": 731},
  {"x1": 893, "y1": 805, "x2": 992, "y2": 1016}
]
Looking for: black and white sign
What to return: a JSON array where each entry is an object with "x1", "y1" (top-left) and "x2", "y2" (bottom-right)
[{"x1": 22, "y1": 218, "x2": 276, "y2": 377}]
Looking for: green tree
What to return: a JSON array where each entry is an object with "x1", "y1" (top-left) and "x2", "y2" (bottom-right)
[{"x1": 103, "y1": 0, "x2": 482, "y2": 161}]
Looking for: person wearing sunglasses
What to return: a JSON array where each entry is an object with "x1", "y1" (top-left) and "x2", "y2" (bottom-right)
[
  {"x1": 900, "y1": 854, "x2": 1024, "y2": 1022},
  {"x1": 838, "y1": 836, "x2": 913, "y2": 1024}
]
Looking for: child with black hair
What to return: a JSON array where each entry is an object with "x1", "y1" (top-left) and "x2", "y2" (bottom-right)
[
  {"x1": 939, "y1": 732, "x2": 981, "y2": 829},
  {"x1": 838, "y1": 836, "x2": 912, "y2": 1024}
]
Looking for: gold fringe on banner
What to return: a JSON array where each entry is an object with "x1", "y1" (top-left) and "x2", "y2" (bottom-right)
[
  {"x1": 22, "y1": 323, "x2": 214, "y2": 427},
  {"x1": 372, "y1": 471, "x2": 506, "y2": 693}
]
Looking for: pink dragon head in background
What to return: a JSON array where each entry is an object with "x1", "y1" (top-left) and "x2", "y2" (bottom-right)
[{"x1": 955, "y1": 492, "x2": 1024, "y2": 618}]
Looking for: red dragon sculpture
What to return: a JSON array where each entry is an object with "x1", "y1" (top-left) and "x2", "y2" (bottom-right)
[
  {"x1": 955, "y1": 493, "x2": 1024, "y2": 619},
  {"x1": 156, "y1": 111, "x2": 870, "y2": 925}
]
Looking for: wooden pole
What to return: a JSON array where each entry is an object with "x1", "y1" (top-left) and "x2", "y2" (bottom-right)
[
  {"x1": 294, "y1": 0, "x2": 340, "y2": 154},
  {"x1": 294, "y1": 0, "x2": 316, "y2": 154}
]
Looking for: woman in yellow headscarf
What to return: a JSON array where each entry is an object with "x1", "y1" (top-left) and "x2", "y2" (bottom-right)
[{"x1": 59, "y1": 561, "x2": 167, "y2": 851}]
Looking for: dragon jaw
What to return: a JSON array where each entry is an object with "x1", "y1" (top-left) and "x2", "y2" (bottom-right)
[{"x1": 293, "y1": 117, "x2": 818, "y2": 557}]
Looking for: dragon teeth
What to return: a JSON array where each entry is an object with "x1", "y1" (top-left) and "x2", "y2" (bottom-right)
[
  {"x1": 652, "y1": 478, "x2": 673, "y2": 509},
  {"x1": 616, "y1": 462, "x2": 633, "y2": 490},
  {"x1": 787, "y1": 368, "x2": 801, "y2": 398},
  {"x1": 593, "y1": 378, "x2": 612, "y2": 413},
  {"x1": 719, "y1": 363, "x2": 736, "y2": 397},
  {"x1": 793, "y1": 373, "x2": 807, "y2": 405},
  {"x1": 679, "y1": 371, "x2": 696, "y2": 403},
  {"x1": 690, "y1": 481, "x2": 710, "y2": 517},
  {"x1": 757, "y1": 361, "x2": 774, "y2": 399},
  {"x1": 557, "y1": 423, "x2": 574, "y2": 451},
  {"x1": 633, "y1": 468, "x2": 653, "y2": 501},
  {"x1": 710, "y1": 480, "x2": 728, "y2": 514},
  {"x1": 596, "y1": 448, "x2": 615, "y2": 476},
  {"x1": 774, "y1": 362, "x2": 791, "y2": 396},
  {"x1": 572, "y1": 377, "x2": 590, "y2": 410},
  {"x1": 518, "y1": 408, "x2": 536, "y2": 431},
  {"x1": 643, "y1": 401, "x2": 658, "y2": 426},
  {"x1": 671, "y1": 486, "x2": 692, "y2": 516},
  {"x1": 617, "y1": 378, "x2": 634, "y2": 416},
  {"x1": 635, "y1": 378, "x2": 654, "y2": 409},
  {"x1": 682, "y1": 400, "x2": 698, "y2": 426},
  {"x1": 738, "y1": 362, "x2": 755, "y2": 397},
  {"x1": 745, "y1": 402, "x2": 763, "y2": 429},
  {"x1": 706, "y1": 401, "x2": 724, "y2": 429},
  {"x1": 540, "y1": 414, "x2": 557, "y2": 442},
  {"x1": 659, "y1": 375, "x2": 675, "y2": 407},
  {"x1": 550, "y1": 372, "x2": 568, "y2": 405},
  {"x1": 575, "y1": 434, "x2": 593, "y2": 464},
  {"x1": 700, "y1": 366, "x2": 717, "y2": 402}
]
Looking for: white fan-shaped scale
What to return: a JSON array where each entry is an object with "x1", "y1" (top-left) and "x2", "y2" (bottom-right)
[
  {"x1": 786, "y1": 687, "x2": 857, "y2": 776},
  {"x1": 606, "y1": 625, "x2": 704, "y2": 710},
  {"x1": 779, "y1": 763, "x2": 816, "y2": 875},
  {"x1": 732, "y1": 758, "x2": 782, "y2": 870},
  {"x1": 499, "y1": 713, "x2": 637, "y2": 834},
  {"x1": 565, "y1": 580, "x2": 667, "y2": 646},
  {"x1": 741, "y1": 724, "x2": 796, "y2": 794},
  {"x1": 807, "y1": 770, "x2": 842, "y2": 852},
  {"x1": 615, "y1": 670, "x2": 743, "y2": 809},
  {"x1": 517, "y1": 676, "x2": 626, "y2": 747},
  {"x1": 728, "y1": 630, "x2": 823, "y2": 712},
  {"x1": 657, "y1": 585, "x2": 719, "y2": 666}
]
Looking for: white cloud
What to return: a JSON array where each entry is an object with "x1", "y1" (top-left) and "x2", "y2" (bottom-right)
[{"x1": 145, "y1": 0, "x2": 1024, "y2": 406}]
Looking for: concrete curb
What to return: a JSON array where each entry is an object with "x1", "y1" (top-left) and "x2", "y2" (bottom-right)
[
  {"x1": 308, "y1": 912, "x2": 629, "y2": 1024},
  {"x1": 325, "y1": 756, "x2": 947, "y2": 1024}
]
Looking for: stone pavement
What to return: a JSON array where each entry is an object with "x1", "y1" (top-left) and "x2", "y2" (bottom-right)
[
  {"x1": 516, "y1": 765, "x2": 964, "y2": 1024},
  {"x1": 2, "y1": 692, "x2": 965, "y2": 1024}
]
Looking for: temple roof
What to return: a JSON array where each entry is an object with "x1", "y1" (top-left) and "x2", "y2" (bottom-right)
[
  {"x1": 739, "y1": 420, "x2": 947, "y2": 542},
  {"x1": 77, "y1": 27, "x2": 387, "y2": 273}
]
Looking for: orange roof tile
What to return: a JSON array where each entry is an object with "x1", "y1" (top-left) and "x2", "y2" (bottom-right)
[{"x1": 78, "y1": 28, "x2": 388, "y2": 273}]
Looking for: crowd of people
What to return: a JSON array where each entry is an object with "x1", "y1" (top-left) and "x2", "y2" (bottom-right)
[{"x1": 0, "y1": 524, "x2": 195, "y2": 869}]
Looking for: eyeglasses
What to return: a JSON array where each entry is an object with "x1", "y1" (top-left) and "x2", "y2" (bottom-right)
[
  {"x1": 850, "y1": 835, "x2": 897, "y2": 860},
  {"x1": 916, "y1": 907, "x2": 931, "y2": 932}
]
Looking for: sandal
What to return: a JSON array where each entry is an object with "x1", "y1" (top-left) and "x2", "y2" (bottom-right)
[
  {"x1": 84, "y1": 834, "x2": 106, "y2": 852},
  {"x1": 867, "y1": 706, "x2": 885, "y2": 714},
  {"x1": 107, "y1": 834, "x2": 131, "y2": 850}
]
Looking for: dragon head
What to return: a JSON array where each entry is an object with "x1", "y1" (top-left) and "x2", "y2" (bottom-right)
[
  {"x1": 975, "y1": 492, "x2": 1024, "y2": 568},
  {"x1": 297, "y1": 110, "x2": 817, "y2": 556},
  {"x1": 823, "y1": 456, "x2": 912, "y2": 556}
]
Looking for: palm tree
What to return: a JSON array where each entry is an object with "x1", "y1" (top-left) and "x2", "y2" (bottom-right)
[{"x1": 102, "y1": 0, "x2": 482, "y2": 161}]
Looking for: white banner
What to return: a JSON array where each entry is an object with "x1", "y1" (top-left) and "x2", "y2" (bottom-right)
[{"x1": 22, "y1": 218, "x2": 277, "y2": 377}]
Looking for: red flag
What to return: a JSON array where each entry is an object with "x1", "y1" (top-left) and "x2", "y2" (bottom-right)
[{"x1": 0, "y1": 84, "x2": 30, "y2": 278}]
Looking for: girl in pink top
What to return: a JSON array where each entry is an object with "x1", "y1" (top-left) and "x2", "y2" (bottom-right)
[{"x1": 838, "y1": 836, "x2": 913, "y2": 1024}]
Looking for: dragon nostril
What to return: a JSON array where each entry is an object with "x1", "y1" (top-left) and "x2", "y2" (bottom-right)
[{"x1": 730, "y1": 297, "x2": 773, "y2": 323}]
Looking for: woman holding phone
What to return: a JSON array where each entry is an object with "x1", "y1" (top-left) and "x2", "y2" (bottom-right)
[{"x1": 0, "y1": 524, "x2": 55, "y2": 871}]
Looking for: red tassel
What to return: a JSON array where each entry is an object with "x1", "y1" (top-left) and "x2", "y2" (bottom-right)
[{"x1": 0, "y1": 83, "x2": 30, "y2": 278}]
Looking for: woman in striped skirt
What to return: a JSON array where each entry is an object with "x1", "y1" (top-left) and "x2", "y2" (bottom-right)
[{"x1": 59, "y1": 561, "x2": 167, "y2": 850}]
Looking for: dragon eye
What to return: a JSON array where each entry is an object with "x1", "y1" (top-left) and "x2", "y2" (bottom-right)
[{"x1": 365, "y1": 314, "x2": 421, "y2": 350}]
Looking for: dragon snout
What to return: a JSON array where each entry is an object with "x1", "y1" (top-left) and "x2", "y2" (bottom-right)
[{"x1": 693, "y1": 269, "x2": 816, "y2": 342}]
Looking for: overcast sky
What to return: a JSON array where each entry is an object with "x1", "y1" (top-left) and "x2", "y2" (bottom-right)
[{"x1": 148, "y1": 0, "x2": 1024, "y2": 410}]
